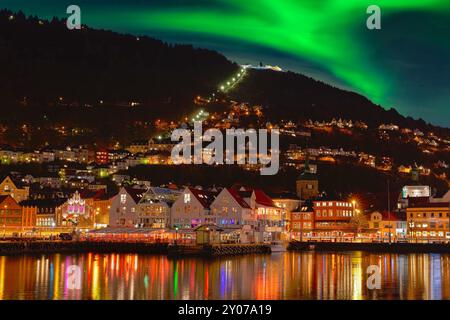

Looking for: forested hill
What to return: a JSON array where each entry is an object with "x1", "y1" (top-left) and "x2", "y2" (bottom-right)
[
  {"x1": 0, "y1": 9, "x2": 238, "y2": 104},
  {"x1": 0, "y1": 9, "x2": 447, "y2": 135},
  {"x1": 230, "y1": 69, "x2": 449, "y2": 133}
]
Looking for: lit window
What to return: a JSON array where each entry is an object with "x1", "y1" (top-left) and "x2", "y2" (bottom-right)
[
  {"x1": 120, "y1": 194, "x2": 127, "y2": 204},
  {"x1": 184, "y1": 193, "x2": 191, "y2": 204}
]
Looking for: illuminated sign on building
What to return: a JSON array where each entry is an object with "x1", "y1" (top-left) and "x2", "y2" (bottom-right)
[
  {"x1": 402, "y1": 186, "x2": 430, "y2": 198},
  {"x1": 62, "y1": 191, "x2": 88, "y2": 222}
]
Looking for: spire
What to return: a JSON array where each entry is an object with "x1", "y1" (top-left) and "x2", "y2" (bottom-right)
[
  {"x1": 304, "y1": 151, "x2": 311, "y2": 173},
  {"x1": 297, "y1": 149, "x2": 317, "y2": 181}
]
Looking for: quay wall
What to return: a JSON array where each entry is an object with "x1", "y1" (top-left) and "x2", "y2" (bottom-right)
[
  {"x1": 0, "y1": 241, "x2": 270, "y2": 256},
  {"x1": 0, "y1": 241, "x2": 168, "y2": 255},
  {"x1": 288, "y1": 241, "x2": 450, "y2": 254}
]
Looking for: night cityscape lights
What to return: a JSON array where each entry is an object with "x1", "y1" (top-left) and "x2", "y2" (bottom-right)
[{"x1": 0, "y1": 1, "x2": 449, "y2": 308}]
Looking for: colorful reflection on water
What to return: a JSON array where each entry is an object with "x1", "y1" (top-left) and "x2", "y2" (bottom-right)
[{"x1": 0, "y1": 251, "x2": 449, "y2": 300}]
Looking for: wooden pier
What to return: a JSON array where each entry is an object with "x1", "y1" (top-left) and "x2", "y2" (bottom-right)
[{"x1": 168, "y1": 243, "x2": 271, "y2": 257}]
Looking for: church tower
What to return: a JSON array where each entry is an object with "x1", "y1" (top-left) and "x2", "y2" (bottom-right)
[{"x1": 296, "y1": 153, "x2": 319, "y2": 200}]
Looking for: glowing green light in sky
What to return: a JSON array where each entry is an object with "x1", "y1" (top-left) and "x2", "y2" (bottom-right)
[
  {"x1": 124, "y1": 0, "x2": 449, "y2": 105},
  {"x1": 3, "y1": 0, "x2": 450, "y2": 125}
]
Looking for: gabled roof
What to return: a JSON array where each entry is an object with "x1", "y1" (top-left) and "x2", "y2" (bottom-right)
[
  {"x1": 0, "y1": 175, "x2": 25, "y2": 189},
  {"x1": 0, "y1": 195, "x2": 20, "y2": 207},
  {"x1": 226, "y1": 188, "x2": 251, "y2": 209},
  {"x1": 188, "y1": 187, "x2": 217, "y2": 208},
  {"x1": 0, "y1": 195, "x2": 10, "y2": 203},
  {"x1": 124, "y1": 187, "x2": 147, "y2": 203},
  {"x1": 253, "y1": 189, "x2": 277, "y2": 207}
]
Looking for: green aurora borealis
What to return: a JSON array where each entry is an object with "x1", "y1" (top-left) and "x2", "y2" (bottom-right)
[{"x1": 3, "y1": 0, "x2": 450, "y2": 127}]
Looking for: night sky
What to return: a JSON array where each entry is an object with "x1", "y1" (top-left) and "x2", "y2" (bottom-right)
[{"x1": 3, "y1": 0, "x2": 450, "y2": 127}]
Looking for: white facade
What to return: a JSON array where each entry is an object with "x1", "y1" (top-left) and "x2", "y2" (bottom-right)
[
  {"x1": 210, "y1": 188, "x2": 253, "y2": 227},
  {"x1": 136, "y1": 187, "x2": 181, "y2": 228},
  {"x1": 109, "y1": 187, "x2": 145, "y2": 227},
  {"x1": 170, "y1": 187, "x2": 281, "y2": 243},
  {"x1": 138, "y1": 202, "x2": 171, "y2": 228},
  {"x1": 210, "y1": 188, "x2": 256, "y2": 243},
  {"x1": 170, "y1": 188, "x2": 213, "y2": 229}
]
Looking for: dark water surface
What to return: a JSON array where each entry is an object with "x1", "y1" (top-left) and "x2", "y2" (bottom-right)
[{"x1": 0, "y1": 251, "x2": 449, "y2": 300}]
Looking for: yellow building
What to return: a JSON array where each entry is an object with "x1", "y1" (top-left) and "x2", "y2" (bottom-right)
[
  {"x1": 272, "y1": 193, "x2": 301, "y2": 236},
  {"x1": 407, "y1": 202, "x2": 450, "y2": 241},
  {"x1": 0, "y1": 176, "x2": 29, "y2": 203},
  {"x1": 369, "y1": 211, "x2": 407, "y2": 241}
]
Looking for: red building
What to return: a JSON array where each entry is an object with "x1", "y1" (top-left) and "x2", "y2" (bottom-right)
[
  {"x1": 312, "y1": 200, "x2": 356, "y2": 238},
  {"x1": 290, "y1": 200, "x2": 357, "y2": 240},
  {"x1": 290, "y1": 201, "x2": 314, "y2": 240},
  {"x1": 95, "y1": 149, "x2": 109, "y2": 164}
]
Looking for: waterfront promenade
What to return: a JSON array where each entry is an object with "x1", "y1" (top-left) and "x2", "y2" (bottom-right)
[
  {"x1": 2, "y1": 239, "x2": 450, "y2": 256},
  {"x1": 0, "y1": 240, "x2": 270, "y2": 256}
]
